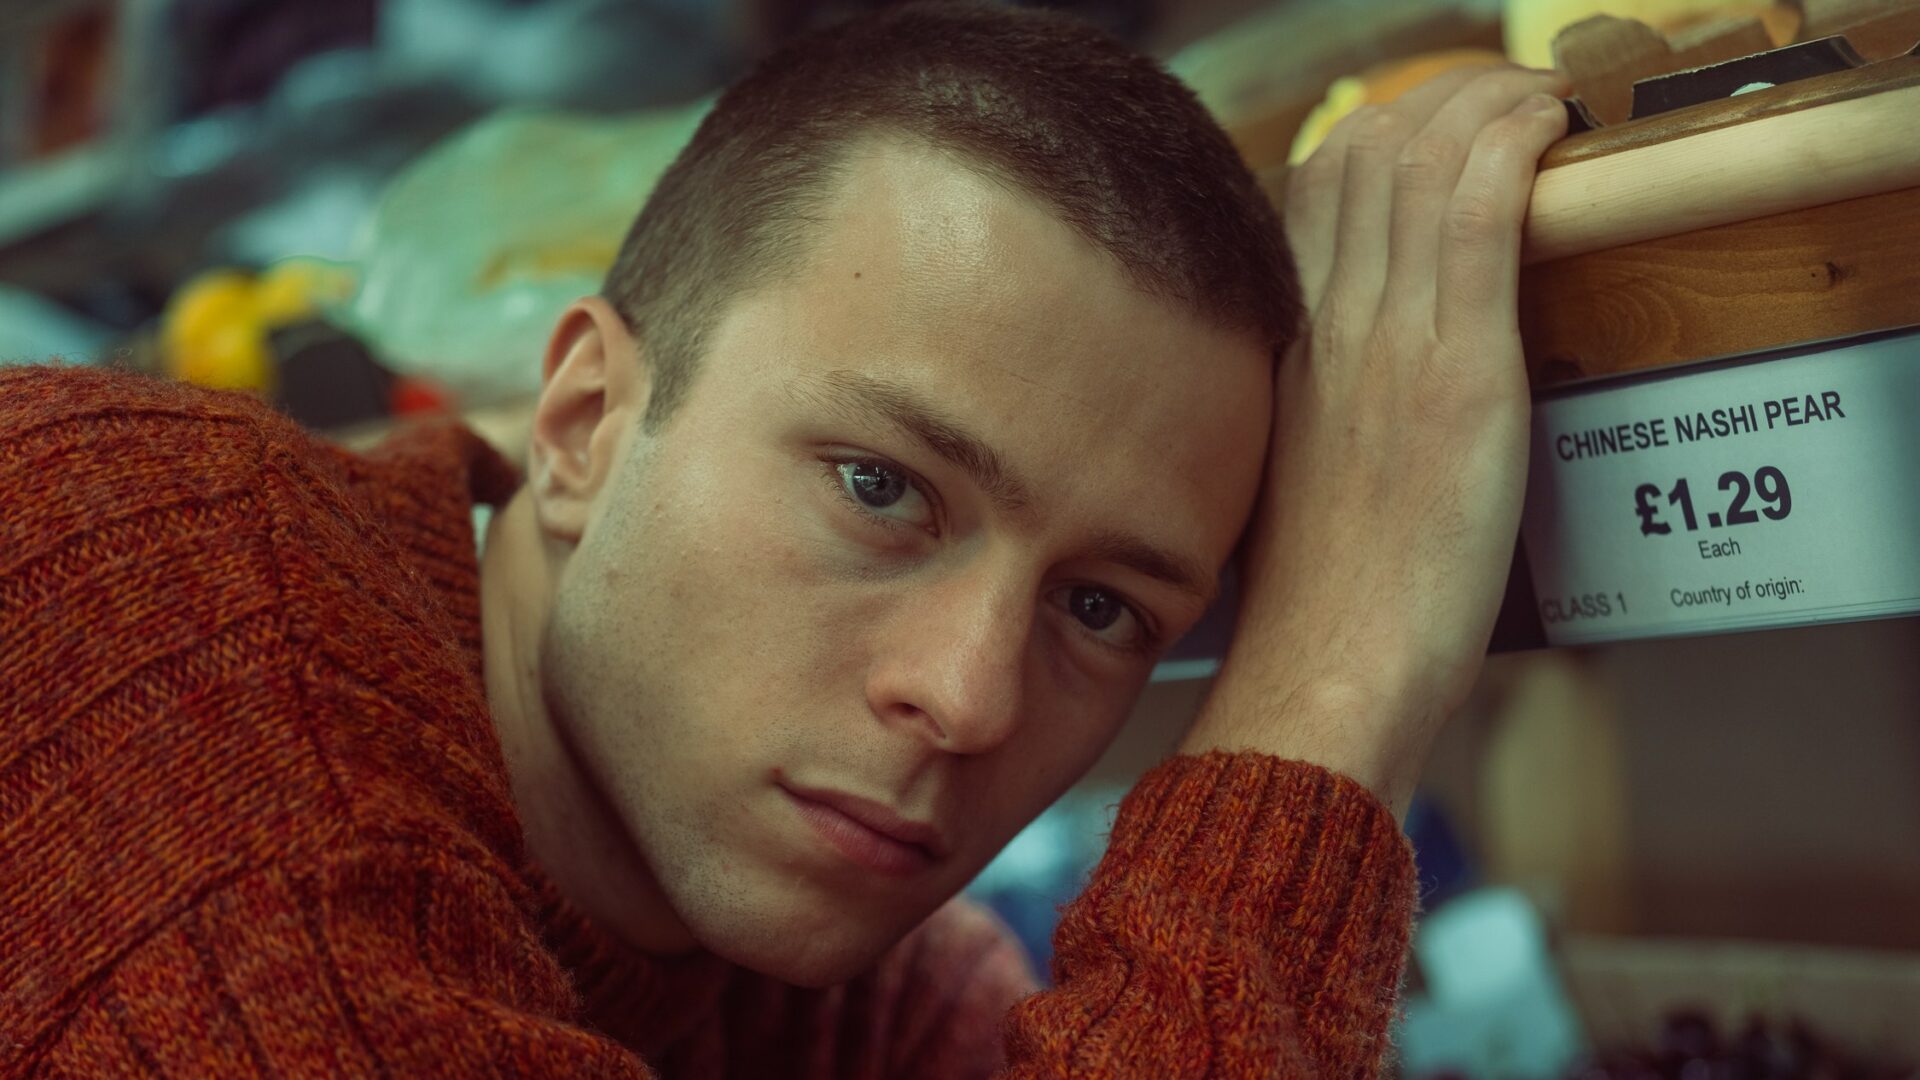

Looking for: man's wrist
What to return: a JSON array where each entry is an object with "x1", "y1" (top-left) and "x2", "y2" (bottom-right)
[{"x1": 1177, "y1": 669, "x2": 1440, "y2": 821}]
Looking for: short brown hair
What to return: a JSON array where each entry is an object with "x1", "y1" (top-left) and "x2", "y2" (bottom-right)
[{"x1": 601, "y1": 1, "x2": 1301, "y2": 428}]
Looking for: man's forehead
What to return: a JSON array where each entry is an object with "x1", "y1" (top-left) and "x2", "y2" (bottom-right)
[
  {"x1": 697, "y1": 137, "x2": 1274, "y2": 584},
  {"x1": 822, "y1": 135, "x2": 1028, "y2": 228},
  {"x1": 783, "y1": 145, "x2": 1239, "y2": 401},
  {"x1": 803, "y1": 137, "x2": 1103, "y2": 301}
]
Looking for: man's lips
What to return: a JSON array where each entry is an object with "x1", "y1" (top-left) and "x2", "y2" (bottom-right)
[{"x1": 779, "y1": 783, "x2": 949, "y2": 869}]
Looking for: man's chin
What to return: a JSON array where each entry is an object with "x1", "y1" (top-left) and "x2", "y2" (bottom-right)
[
  {"x1": 680, "y1": 896, "x2": 903, "y2": 988},
  {"x1": 704, "y1": 925, "x2": 890, "y2": 988},
  {"x1": 656, "y1": 831, "x2": 958, "y2": 986}
]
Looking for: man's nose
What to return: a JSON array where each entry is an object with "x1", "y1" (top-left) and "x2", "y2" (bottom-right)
[{"x1": 863, "y1": 568, "x2": 1032, "y2": 755}]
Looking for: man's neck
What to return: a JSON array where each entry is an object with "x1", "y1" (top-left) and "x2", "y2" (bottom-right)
[{"x1": 477, "y1": 491, "x2": 699, "y2": 956}]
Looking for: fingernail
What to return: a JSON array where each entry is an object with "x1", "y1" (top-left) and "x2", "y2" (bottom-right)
[{"x1": 1526, "y1": 93, "x2": 1563, "y2": 114}]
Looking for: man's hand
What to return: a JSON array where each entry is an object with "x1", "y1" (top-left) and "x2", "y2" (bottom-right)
[{"x1": 1181, "y1": 66, "x2": 1571, "y2": 818}]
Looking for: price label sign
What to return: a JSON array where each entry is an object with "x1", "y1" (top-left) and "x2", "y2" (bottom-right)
[{"x1": 1519, "y1": 327, "x2": 1920, "y2": 646}]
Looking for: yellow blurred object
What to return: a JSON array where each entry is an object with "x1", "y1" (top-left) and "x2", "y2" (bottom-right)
[
  {"x1": 1289, "y1": 76, "x2": 1367, "y2": 166},
  {"x1": 160, "y1": 260, "x2": 358, "y2": 395},
  {"x1": 1289, "y1": 49, "x2": 1511, "y2": 165},
  {"x1": 254, "y1": 259, "x2": 355, "y2": 325},
  {"x1": 163, "y1": 270, "x2": 272, "y2": 393},
  {"x1": 162, "y1": 270, "x2": 251, "y2": 360},
  {"x1": 174, "y1": 320, "x2": 273, "y2": 393},
  {"x1": 1506, "y1": 1, "x2": 1796, "y2": 70}
]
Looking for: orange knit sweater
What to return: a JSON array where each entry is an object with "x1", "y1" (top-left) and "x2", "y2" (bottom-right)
[{"x1": 0, "y1": 364, "x2": 1416, "y2": 1078}]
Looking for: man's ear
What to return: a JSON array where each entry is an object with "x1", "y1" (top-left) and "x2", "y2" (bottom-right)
[{"x1": 527, "y1": 296, "x2": 649, "y2": 544}]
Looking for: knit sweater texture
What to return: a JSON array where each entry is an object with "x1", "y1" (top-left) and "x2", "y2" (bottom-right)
[{"x1": 0, "y1": 364, "x2": 1416, "y2": 1078}]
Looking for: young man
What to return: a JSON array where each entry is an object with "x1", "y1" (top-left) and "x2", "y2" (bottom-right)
[{"x1": 0, "y1": 4, "x2": 1567, "y2": 1076}]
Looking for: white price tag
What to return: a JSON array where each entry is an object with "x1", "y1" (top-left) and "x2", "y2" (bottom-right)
[{"x1": 1519, "y1": 327, "x2": 1920, "y2": 645}]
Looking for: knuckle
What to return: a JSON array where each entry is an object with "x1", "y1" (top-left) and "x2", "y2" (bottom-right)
[
  {"x1": 1315, "y1": 287, "x2": 1380, "y2": 358},
  {"x1": 1345, "y1": 106, "x2": 1413, "y2": 156},
  {"x1": 1366, "y1": 319, "x2": 1433, "y2": 371},
  {"x1": 1444, "y1": 193, "x2": 1505, "y2": 246},
  {"x1": 1426, "y1": 63, "x2": 1501, "y2": 100},
  {"x1": 1314, "y1": 281, "x2": 1360, "y2": 336},
  {"x1": 1393, "y1": 133, "x2": 1461, "y2": 189},
  {"x1": 1474, "y1": 113, "x2": 1539, "y2": 157},
  {"x1": 1414, "y1": 370, "x2": 1477, "y2": 428},
  {"x1": 1418, "y1": 351, "x2": 1517, "y2": 425},
  {"x1": 1468, "y1": 66, "x2": 1530, "y2": 93}
]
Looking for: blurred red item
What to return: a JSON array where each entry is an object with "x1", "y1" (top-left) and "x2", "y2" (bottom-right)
[
  {"x1": 389, "y1": 376, "x2": 451, "y2": 417},
  {"x1": 33, "y1": 4, "x2": 114, "y2": 157}
]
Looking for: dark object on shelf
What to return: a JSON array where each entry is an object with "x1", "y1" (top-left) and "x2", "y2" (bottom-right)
[
  {"x1": 1567, "y1": 1009, "x2": 1916, "y2": 1080},
  {"x1": 269, "y1": 319, "x2": 394, "y2": 431},
  {"x1": 1630, "y1": 35, "x2": 1866, "y2": 119}
]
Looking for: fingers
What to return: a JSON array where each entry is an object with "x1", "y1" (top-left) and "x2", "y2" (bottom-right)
[
  {"x1": 1382, "y1": 69, "x2": 1571, "y2": 320},
  {"x1": 1287, "y1": 63, "x2": 1507, "y2": 314},
  {"x1": 1283, "y1": 128, "x2": 1346, "y2": 315},
  {"x1": 1434, "y1": 92, "x2": 1569, "y2": 343}
]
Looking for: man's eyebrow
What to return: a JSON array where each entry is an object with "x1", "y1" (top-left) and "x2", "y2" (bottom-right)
[
  {"x1": 1082, "y1": 530, "x2": 1218, "y2": 608},
  {"x1": 795, "y1": 369, "x2": 1032, "y2": 512}
]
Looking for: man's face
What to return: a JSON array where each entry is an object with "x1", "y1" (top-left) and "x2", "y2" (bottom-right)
[{"x1": 542, "y1": 139, "x2": 1273, "y2": 985}]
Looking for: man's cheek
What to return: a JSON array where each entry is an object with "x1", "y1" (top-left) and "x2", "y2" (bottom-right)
[{"x1": 1028, "y1": 693, "x2": 1132, "y2": 783}]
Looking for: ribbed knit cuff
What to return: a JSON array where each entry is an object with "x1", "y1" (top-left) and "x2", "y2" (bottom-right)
[
  {"x1": 1098, "y1": 751, "x2": 1412, "y2": 927},
  {"x1": 1063, "y1": 751, "x2": 1417, "y2": 1074}
]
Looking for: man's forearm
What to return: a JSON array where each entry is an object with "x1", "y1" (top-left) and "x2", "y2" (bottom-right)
[
  {"x1": 1179, "y1": 667, "x2": 1440, "y2": 822},
  {"x1": 1175, "y1": 608, "x2": 1451, "y2": 822}
]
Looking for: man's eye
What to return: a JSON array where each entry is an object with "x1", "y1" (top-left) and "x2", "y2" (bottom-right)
[
  {"x1": 1059, "y1": 585, "x2": 1152, "y2": 652},
  {"x1": 833, "y1": 461, "x2": 933, "y2": 528}
]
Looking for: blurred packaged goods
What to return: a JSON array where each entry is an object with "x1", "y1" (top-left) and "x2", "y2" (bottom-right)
[
  {"x1": 1558, "y1": 936, "x2": 1920, "y2": 1079},
  {"x1": 1170, "y1": 0, "x2": 1910, "y2": 183},
  {"x1": 1286, "y1": 47, "x2": 1509, "y2": 164},
  {"x1": 1504, "y1": 0, "x2": 1801, "y2": 71},
  {"x1": 1399, "y1": 888, "x2": 1592, "y2": 1080},
  {"x1": 1168, "y1": 0, "x2": 1504, "y2": 180},
  {"x1": 329, "y1": 102, "x2": 708, "y2": 402},
  {"x1": 16, "y1": 0, "x2": 116, "y2": 159},
  {"x1": 0, "y1": 0, "x2": 169, "y2": 250},
  {"x1": 169, "y1": 0, "x2": 377, "y2": 116},
  {"x1": 1393, "y1": 889, "x2": 1920, "y2": 1079},
  {"x1": 0, "y1": 0, "x2": 736, "y2": 340},
  {"x1": 1263, "y1": 7, "x2": 1846, "y2": 169},
  {"x1": 378, "y1": 0, "x2": 735, "y2": 110}
]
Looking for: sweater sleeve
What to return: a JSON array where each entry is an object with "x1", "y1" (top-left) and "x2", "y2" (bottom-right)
[
  {"x1": 999, "y1": 752, "x2": 1417, "y2": 1079},
  {"x1": 37, "y1": 838, "x2": 657, "y2": 1078}
]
